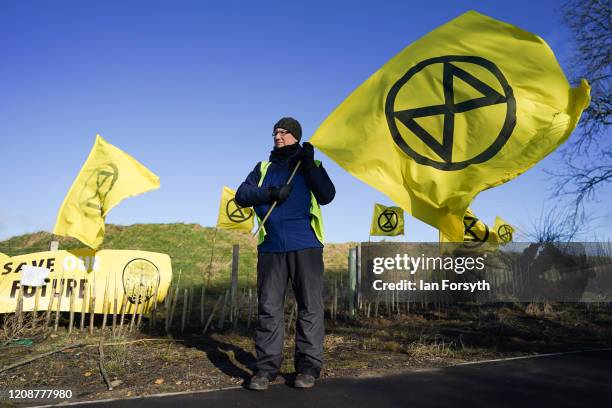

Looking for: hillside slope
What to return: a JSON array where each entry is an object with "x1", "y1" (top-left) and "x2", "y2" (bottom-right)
[{"x1": 0, "y1": 223, "x2": 354, "y2": 290}]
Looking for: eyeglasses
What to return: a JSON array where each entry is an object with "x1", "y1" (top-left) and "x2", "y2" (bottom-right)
[{"x1": 272, "y1": 129, "x2": 291, "y2": 137}]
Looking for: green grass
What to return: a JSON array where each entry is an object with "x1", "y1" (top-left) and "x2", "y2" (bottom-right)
[{"x1": 0, "y1": 223, "x2": 354, "y2": 294}]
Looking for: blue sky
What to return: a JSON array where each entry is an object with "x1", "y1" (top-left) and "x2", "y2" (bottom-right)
[{"x1": 1, "y1": 0, "x2": 610, "y2": 244}]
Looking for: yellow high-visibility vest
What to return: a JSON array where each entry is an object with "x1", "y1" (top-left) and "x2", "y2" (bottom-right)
[{"x1": 256, "y1": 160, "x2": 325, "y2": 245}]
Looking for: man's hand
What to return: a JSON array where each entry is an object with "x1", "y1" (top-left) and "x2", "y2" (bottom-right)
[
  {"x1": 267, "y1": 184, "x2": 293, "y2": 204},
  {"x1": 288, "y1": 142, "x2": 315, "y2": 170}
]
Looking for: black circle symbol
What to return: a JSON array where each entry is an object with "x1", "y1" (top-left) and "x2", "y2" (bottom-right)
[
  {"x1": 377, "y1": 209, "x2": 399, "y2": 232},
  {"x1": 385, "y1": 55, "x2": 516, "y2": 171},
  {"x1": 122, "y1": 258, "x2": 160, "y2": 305},
  {"x1": 463, "y1": 215, "x2": 489, "y2": 248},
  {"x1": 497, "y1": 224, "x2": 513, "y2": 243},
  {"x1": 226, "y1": 198, "x2": 253, "y2": 223},
  {"x1": 79, "y1": 163, "x2": 119, "y2": 217}
]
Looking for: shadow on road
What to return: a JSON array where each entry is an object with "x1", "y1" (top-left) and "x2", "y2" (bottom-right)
[{"x1": 178, "y1": 332, "x2": 296, "y2": 388}]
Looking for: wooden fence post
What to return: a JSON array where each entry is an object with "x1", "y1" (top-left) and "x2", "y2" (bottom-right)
[
  {"x1": 118, "y1": 284, "x2": 130, "y2": 335},
  {"x1": 186, "y1": 287, "x2": 193, "y2": 327},
  {"x1": 374, "y1": 290, "x2": 380, "y2": 318},
  {"x1": 356, "y1": 243, "x2": 362, "y2": 311},
  {"x1": 168, "y1": 283, "x2": 180, "y2": 331},
  {"x1": 101, "y1": 277, "x2": 109, "y2": 332},
  {"x1": 79, "y1": 280, "x2": 88, "y2": 331},
  {"x1": 247, "y1": 288, "x2": 253, "y2": 328},
  {"x1": 89, "y1": 279, "x2": 96, "y2": 336},
  {"x1": 112, "y1": 283, "x2": 118, "y2": 336},
  {"x1": 164, "y1": 285, "x2": 174, "y2": 333},
  {"x1": 54, "y1": 276, "x2": 65, "y2": 333},
  {"x1": 200, "y1": 286, "x2": 206, "y2": 327},
  {"x1": 15, "y1": 286, "x2": 23, "y2": 331},
  {"x1": 148, "y1": 279, "x2": 160, "y2": 333},
  {"x1": 333, "y1": 280, "x2": 338, "y2": 322},
  {"x1": 203, "y1": 295, "x2": 223, "y2": 335},
  {"x1": 68, "y1": 286, "x2": 75, "y2": 334},
  {"x1": 49, "y1": 240, "x2": 59, "y2": 252},
  {"x1": 218, "y1": 289, "x2": 229, "y2": 330},
  {"x1": 230, "y1": 245, "x2": 239, "y2": 323},
  {"x1": 32, "y1": 287, "x2": 40, "y2": 330},
  {"x1": 348, "y1": 247, "x2": 357, "y2": 317},
  {"x1": 89, "y1": 278, "x2": 96, "y2": 335},
  {"x1": 136, "y1": 285, "x2": 148, "y2": 331},
  {"x1": 129, "y1": 276, "x2": 142, "y2": 332},
  {"x1": 181, "y1": 288, "x2": 188, "y2": 333}
]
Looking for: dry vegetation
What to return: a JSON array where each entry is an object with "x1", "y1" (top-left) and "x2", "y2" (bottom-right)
[{"x1": 1, "y1": 225, "x2": 611, "y2": 406}]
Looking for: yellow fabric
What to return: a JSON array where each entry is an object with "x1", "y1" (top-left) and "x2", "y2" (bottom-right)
[
  {"x1": 0, "y1": 252, "x2": 9, "y2": 263},
  {"x1": 216, "y1": 186, "x2": 254, "y2": 232},
  {"x1": 440, "y1": 208, "x2": 514, "y2": 244},
  {"x1": 308, "y1": 190, "x2": 325, "y2": 244},
  {"x1": 309, "y1": 10, "x2": 590, "y2": 242},
  {"x1": 492, "y1": 216, "x2": 514, "y2": 244},
  {"x1": 370, "y1": 203, "x2": 404, "y2": 236},
  {"x1": 53, "y1": 134, "x2": 160, "y2": 249}
]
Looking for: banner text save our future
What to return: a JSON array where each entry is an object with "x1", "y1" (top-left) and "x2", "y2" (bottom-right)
[{"x1": 0, "y1": 249, "x2": 172, "y2": 314}]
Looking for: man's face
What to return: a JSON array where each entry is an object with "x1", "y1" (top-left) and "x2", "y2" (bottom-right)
[{"x1": 273, "y1": 127, "x2": 298, "y2": 148}]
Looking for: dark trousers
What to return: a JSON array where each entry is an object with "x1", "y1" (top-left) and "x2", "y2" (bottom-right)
[{"x1": 254, "y1": 247, "x2": 325, "y2": 380}]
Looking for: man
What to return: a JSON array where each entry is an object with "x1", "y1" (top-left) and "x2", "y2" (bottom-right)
[{"x1": 235, "y1": 117, "x2": 335, "y2": 390}]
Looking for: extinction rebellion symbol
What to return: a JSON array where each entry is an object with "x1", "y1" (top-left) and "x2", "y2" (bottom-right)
[
  {"x1": 377, "y1": 209, "x2": 399, "y2": 232},
  {"x1": 497, "y1": 224, "x2": 513, "y2": 243},
  {"x1": 79, "y1": 163, "x2": 119, "y2": 217},
  {"x1": 385, "y1": 56, "x2": 516, "y2": 171},
  {"x1": 122, "y1": 258, "x2": 160, "y2": 304},
  {"x1": 463, "y1": 214, "x2": 489, "y2": 247},
  {"x1": 226, "y1": 198, "x2": 253, "y2": 223}
]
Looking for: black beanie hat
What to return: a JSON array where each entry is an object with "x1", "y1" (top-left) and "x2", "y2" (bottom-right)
[{"x1": 273, "y1": 117, "x2": 302, "y2": 142}]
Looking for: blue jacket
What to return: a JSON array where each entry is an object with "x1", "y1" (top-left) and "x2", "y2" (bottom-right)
[{"x1": 235, "y1": 147, "x2": 335, "y2": 253}]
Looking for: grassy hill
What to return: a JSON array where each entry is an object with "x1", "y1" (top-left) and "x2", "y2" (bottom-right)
[{"x1": 0, "y1": 223, "x2": 355, "y2": 292}]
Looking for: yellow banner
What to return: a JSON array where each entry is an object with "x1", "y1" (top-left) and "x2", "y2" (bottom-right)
[
  {"x1": 53, "y1": 134, "x2": 160, "y2": 249},
  {"x1": 0, "y1": 249, "x2": 172, "y2": 314},
  {"x1": 370, "y1": 203, "x2": 404, "y2": 236},
  {"x1": 216, "y1": 186, "x2": 254, "y2": 232},
  {"x1": 309, "y1": 10, "x2": 590, "y2": 242}
]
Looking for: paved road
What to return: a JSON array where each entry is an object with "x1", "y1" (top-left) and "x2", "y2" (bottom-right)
[{"x1": 61, "y1": 349, "x2": 612, "y2": 408}]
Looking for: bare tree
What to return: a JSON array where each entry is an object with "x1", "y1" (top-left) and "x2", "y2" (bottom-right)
[
  {"x1": 550, "y1": 0, "x2": 611, "y2": 209},
  {"x1": 523, "y1": 205, "x2": 588, "y2": 243}
]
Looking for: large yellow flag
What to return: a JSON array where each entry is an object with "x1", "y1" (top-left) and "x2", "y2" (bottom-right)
[
  {"x1": 53, "y1": 135, "x2": 160, "y2": 249},
  {"x1": 370, "y1": 203, "x2": 404, "y2": 236},
  {"x1": 309, "y1": 11, "x2": 590, "y2": 241},
  {"x1": 216, "y1": 186, "x2": 254, "y2": 232}
]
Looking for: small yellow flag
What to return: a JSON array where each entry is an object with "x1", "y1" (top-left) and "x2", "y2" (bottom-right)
[
  {"x1": 440, "y1": 208, "x2": 514, "y2": 245},
  {"x1": 216, "y1": 186, "x2": 254, "y2": 232},
  {"x1": 53, "y1": 134, "x2": 160, "y2": 249},
  {"x1": 492, "y1": 216, "x2": 514, "y2": 244},
  {"x1": 370, "y1": 203, "x2": 404, "y2": 236},
  {"x1": 458, "y1": 208, "x2": 490, "y2": 243},
  {"x1": 309, "y1": 11, "x2": 590, "y2": 241}
]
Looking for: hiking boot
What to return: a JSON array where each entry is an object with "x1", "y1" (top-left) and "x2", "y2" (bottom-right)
[
  {"x1": 248, "y1": 374, "x2": 270, "y2": 391},
  {"x1": 294, "y1": 373, "x2": 315, "y2": 389}
]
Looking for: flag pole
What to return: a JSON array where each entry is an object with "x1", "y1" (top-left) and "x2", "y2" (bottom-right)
[{"x1": 253, "y1": 160, "x2": 301, "y2": 238}]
